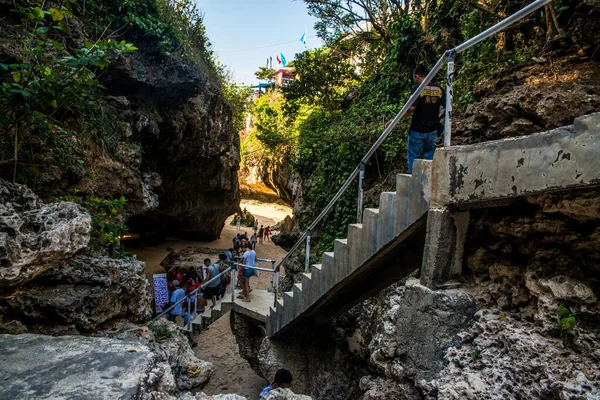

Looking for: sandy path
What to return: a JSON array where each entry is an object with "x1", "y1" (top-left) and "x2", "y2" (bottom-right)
[{"x1": 129, "y1": 199, "x2": 292, "y2": 397}]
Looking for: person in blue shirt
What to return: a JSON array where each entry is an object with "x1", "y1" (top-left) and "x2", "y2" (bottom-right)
[
  {"x1": 240, "y1": 245, "x2": 256, "y2": 302},
  {"x1": 258, "y1": 369, "x2": 293, "y2": 399},
  {"x1": 168, "y1": 280, "x2": 185, "y2": 323}
]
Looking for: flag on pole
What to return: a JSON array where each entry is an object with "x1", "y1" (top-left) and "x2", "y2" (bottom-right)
[
  {"x1": 279, "y1": 52, "x2": 287, "y2": 68},
  {"x1": 276, "y1": 54, "x2": 281, "y2": 66},
  {"x1": 300, "y1": 28, "x2": 307, "y2": 46}
]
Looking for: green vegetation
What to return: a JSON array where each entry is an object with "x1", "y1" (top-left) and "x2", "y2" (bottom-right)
[
  {"x1": 59, "y1": 191, "x2": 129, "y2": 255},
  {"x1": 243, "y1": 0, "x2": 570, "y2": 254},
  {"x1": 557, "y1": 304, "x2": 576, "y2": 345},
  {"x1": 0, "y1": 1, "x2": 138, "y2": 183},
  {"x1": 148, "y1": 322, "x2": 173, "y2": 339}
]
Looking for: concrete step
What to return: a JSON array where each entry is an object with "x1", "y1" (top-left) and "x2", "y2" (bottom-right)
[
  {"x1": 310, "y1": 264, "x2": 323, "y2": 305},
  {"x1": 301, "y1": 272, "x2": 313, "y2": 310},
  {"x1": 334, "y1": 239, "x2": 349, "y2": 282},
  {"x1": 293, "y1": 283, "x2": 304, "y2": 317},
  {"x1": 379, "y1": 191, "x2": 399, "y2": 246},
  {"x1": 321, "y1": 252, "x2": 335, "y2": 295},
  {"x1": 347, "y1": 223, "x2": 364, "y2": 272},
  {"x1": 276, "y1": 299, "x2": 285, "y2": 333},
  {"x1": 283, "y1": 291, "x2": 294, "y2": 327},
  {"x1": 362, "y1": 208, "x2": 380, "y2": 258}
]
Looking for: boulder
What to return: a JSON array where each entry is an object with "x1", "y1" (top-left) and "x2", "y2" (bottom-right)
[
  {"x1": 0, "y1": 320, "x2": 214, "y2": 399},
  {"x1": 0, "y1": 179, "x2": 152, "y2": 332}
]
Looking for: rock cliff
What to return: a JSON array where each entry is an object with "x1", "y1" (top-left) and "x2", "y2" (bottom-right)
[
  {"x1": 0, "y1": 4, "x2": 240, "y2": 240},
  {"x1": 0, "y1": 179, "x2": 152, "y2": 333}
]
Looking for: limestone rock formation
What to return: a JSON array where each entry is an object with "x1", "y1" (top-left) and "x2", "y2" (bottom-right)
[
  {"x1": 453, "y1": 61, "x2": 600, "y2": 145},
  {"x1": 0, "y1": 179, "x2": 152, "y2": 332},
  {"x1": 0, "y1": 7, "x2": 240, "y2": 240},
  {"x1": 0, "y1": 320, "x2": 214, "y2": 399}
]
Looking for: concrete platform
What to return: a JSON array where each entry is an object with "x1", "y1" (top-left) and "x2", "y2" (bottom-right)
[
  {"x1": 234, "y1": 289, "x2": 274, "y2": 322},
  {"x1": 0, "y1": 334, "x2": 153, "y2": 399}
]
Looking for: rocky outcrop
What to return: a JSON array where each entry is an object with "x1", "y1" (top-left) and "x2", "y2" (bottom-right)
[
  {"x1": 0, "y1": 320, "x2": 213, "y2": 399},
  {"x1": 453, "y1": 61, "x2": 600, "y2": 145},
  {"x1": 241, "y1": 156, "x2": 301, "y2": 209},
  {"x1": 0, "y1": 179, "x2": 152, "y2": 332},
  {"x1": 0, "y1": 6, "x2": 240, "y2": 240}
]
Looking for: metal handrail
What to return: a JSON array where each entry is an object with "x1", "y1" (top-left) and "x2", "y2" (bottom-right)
[
  {"x1": 274, "y1": 0, "x2": 551, "y2": 274},
  {"x1": 152, "y1": 265, "x2": 233, "y2": 321}
]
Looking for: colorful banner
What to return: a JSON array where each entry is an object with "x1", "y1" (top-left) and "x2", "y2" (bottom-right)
[{"x1": 153, "y1": 273, "x2": 169, "y2": 312}]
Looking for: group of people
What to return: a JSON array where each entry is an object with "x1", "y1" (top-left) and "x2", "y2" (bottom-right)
[
  {"x1": 166, "y1": 255, "x2": 232, "y2": 329},
  {"x1": 232, "y1": 224, "x2": 270, "y2": 252}
]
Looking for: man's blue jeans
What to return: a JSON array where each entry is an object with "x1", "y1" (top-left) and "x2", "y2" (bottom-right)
[{"x1": 407, "y1": 128, "x2": 437, "y2": 173}]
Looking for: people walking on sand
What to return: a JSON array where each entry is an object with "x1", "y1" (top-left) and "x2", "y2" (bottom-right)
[
  {"x1": 253, "y1": 219, "x2": 258, "y2": 233},
  {"x1": 233, "y1": 234, "x2": 241, "y2": 255},
  {"x1": 239, "y1": 244, "x2": 256, "y2": 302},
  {"x1": 251, "y1": 232, "x2": 257, "y2": 248},
  {"x1": 202, "y1": 258, "x2": 220, "y2": 308},
  {"x1": 168, "y1": 280, "x2": 185, "y2": 323},
  {"x1": 259, "y1": 369, "x2": 293, "y2": 399},
  {"x1": 258, "y1": 225, "x2": 264, "y2": 244},
  {"x1": 264, "y1": 226, "x2": 270, "y2": 242},
  {"x1": 236, "y1": 214, "x2": 242, "y2": 230}
]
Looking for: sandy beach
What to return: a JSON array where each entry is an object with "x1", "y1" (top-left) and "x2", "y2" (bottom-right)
[{"x1": 129, "y1": 199, "x2": 292, "y2": 397}]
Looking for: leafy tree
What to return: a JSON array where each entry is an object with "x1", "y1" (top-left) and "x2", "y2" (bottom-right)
[
  {"x1": 0, "y1": 1, "x2": 137, "y2": 182},
  {"x1": 216, "y1": 65, "x2": 252, "y2": 133},
  {"x1": 283, "y1": 48, "x2": 357, "y2": 112},
  {"x1": 255, "y1": 67, "x2": 275, "y2": 81}
]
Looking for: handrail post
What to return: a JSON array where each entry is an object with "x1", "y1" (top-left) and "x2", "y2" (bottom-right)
[
  {"x1": 357, "y1": 161, "x2": 365, "y2": 223},
  {"x1": 444, "y1": 50, "x2": 455, "y2": 147},
  {"x1": 231, "y1": 263, "x2": 236, "y2": 303},
  {"x1": 304, "y1": 230, "x2": 311, "y2": 272},
  {"x1": 269, "y1": 260, "x2": 275, "y2": 292},
  {"x1": 274, "y1": 266, "x2": 280, "y2": 308}
]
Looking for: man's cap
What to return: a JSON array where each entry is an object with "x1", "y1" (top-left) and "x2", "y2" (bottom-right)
[{"x1": 172, "y1": 280, "x2": 180, "y2": 286}]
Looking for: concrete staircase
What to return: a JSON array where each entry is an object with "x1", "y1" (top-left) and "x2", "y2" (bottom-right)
[
  {"x1": 191, "y1": 299, "x2": 233, "y2": 333},
  {"x1": 192, "y1": 289, "x2": 274, "y2": 333},
  {"x1": 265, "y1": 113, "x2": 600, "y2": 338},
  {"x1": 266, "y1": 159, "x2": 434, "y2": 337}
]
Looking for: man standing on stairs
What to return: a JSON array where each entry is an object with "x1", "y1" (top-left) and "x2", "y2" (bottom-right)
[
  {"x1": 405, "y1": 65, "x2": 445, "y2": 173},
  {"x1": 201, "y1": 258, "x2": 220, "y2": 308},
  {"x1": 240, "y1": 244, "x2": 256, "y2": 302},
  {"x1": 388, "y1": 66, "x2": 445, "y2": 173}
]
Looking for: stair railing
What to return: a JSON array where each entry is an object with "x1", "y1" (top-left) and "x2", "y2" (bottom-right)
[
  {"x1": 275, "y1": 0, "x2": 552, "y2": 275},
  {"x1": 152, "y1": 265, "x2": 234, "y2": 331}
]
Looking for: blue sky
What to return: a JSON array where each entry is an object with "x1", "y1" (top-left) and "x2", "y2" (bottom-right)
[{"x1": 196, "y1": 0, "x2": 323, "y2": 86}]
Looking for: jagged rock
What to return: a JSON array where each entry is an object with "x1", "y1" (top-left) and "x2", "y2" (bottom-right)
[
  {"x1": 453, "y1": 61, "x2": 600, "y2": 145},
  {"x1": 3, "y1": 252, "x2": 153, "y2": 330},
  {"x1": 425, "y1": 311, "x2": 600, "y2": 399},
  {"x1": 0, "y1": 191, "x2": 91, "y2": 288},
  {"x1": 0, "y1": 320, "x2": 214, "y2": 399},
  {"x1": 368, "y1": 279, "x2": 476, "y2": 383},
  {"x1": 261, "y1": 388, "x2": 312, "y2": 400},
  {"x1": 0, "y1": 333, "x2": 165, "y2": 399},
  {"x1": 146, "y1": 320, "x2": 213, "y2": 391},
  {"x1": 0, "y1": 5, "x2": 240, "y2": 240},
  {"x1": 179, "y1": 394, "x2": 248, "y2": 400},
  {"x1": 0, "y1": 179, "x2": 152, "y2": 332}
]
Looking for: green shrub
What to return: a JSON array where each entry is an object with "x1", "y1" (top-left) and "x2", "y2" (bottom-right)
[
  {"x1": 58, "y1": 191, "x2": 129, "y2": 255},
  {"x1": 149, "y1": 322, "x2": 173, "y2": 339}
]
